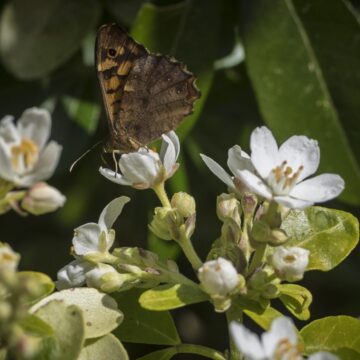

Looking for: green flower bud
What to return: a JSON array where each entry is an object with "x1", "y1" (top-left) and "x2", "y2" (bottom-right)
[
  {"x1": 251, "y1": 219, "x2": 271, "y2": 243},
  {"x1": 171, "y1": 192, "x2": 196, "y2": 218},
  {"x1": 268, "y1": 229, "x2": 288, "y2": 246},
  {"x1": 0, "y1": 243, "x2": 20, "y2": 272},
  {"x1": 216, "y1": 193, "x2": 241, "y2": 224},
  {"x1": 86, "y1": 264, "x2": 126, "y2": 293},
  {"x1": 262, "y1": 283, "x2": 280, "y2": 299},
  {"x1": 241, "y1": 192, "x2": 257, "y2": 218},
  {"x1": 149, "y1": 207, "x2": 174, "y2": 240}
]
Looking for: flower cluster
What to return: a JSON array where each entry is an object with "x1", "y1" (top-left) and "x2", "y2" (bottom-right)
[{"x1": 0, "y1": 108, "x2": 65, "y2": 216}]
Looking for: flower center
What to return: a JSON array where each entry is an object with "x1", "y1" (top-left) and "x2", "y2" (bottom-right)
[
  {"x1": 273, "y1": 338, "x2": 301, "y2": 360},
  {"x1": 283, "y1": 254, "x2": 296, "y2": 264},
  {"x1": 10, "y1": 138, "x2": 39, "y2": 175},
  {"x1": 267, "y1": 161, "x2": 303, "y2": 195}
]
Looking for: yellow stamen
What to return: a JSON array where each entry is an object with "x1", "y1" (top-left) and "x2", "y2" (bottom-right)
[{"x1": 11, "y1": 138, "x2": 39, "y2": 171}]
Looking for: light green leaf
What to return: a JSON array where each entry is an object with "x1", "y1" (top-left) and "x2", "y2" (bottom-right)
[
  {"x1": 20, "y1": 314, "x2": 54, "y2": 338},
  {"x1": 31, "y1": 288, "x2": 123, "y2": 339},
  {"x1": 282, "y1": 206, "x2": 359, "y2": 271},
  {"x1": 113, "y1": 289, "x2": 180, "y2": 345},
  {"x1": 137, "y1": 348, "x2": 176, "y2": 360},
  {"x1": 0, "y1": 0, "x2": 100, "y2": 79},
  {"x1": 78, "y1": 334, "x2": 128, "y2": 360},
  {"x1": 278, "y1": 284, "x2": 312, "y2": 320},
  {"x1": 17, "y1": 271, "x2": 54, "y2": 304},
  {"x1": 244, "y1": 307, "x2": 283, "y2": 330},
  {"x1": 300, "y1": 316, "x2": 360, "y2": 359},
  {"x1": 139, "y1": 284, "x2": 208, "y2": 311},
  {"x1": 240, "y1": 0, "x2": 360, "y2": 204},
  {"x1": 34, "y1": 300, "x2": 85, "y2": 360}
]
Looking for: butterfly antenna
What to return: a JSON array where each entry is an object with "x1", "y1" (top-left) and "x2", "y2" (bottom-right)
[{"x1": 69, "y1": 139, "x2": 104, "y2": 172}]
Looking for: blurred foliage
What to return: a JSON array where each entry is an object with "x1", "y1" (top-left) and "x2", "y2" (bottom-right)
[{"x1": 0, "y1": 0, "x2": 359, "y2": 358}]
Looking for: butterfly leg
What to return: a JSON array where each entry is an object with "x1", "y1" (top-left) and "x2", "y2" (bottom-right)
[{"x1": 112, "y1": 150, "x2": 121, "y2": 176}]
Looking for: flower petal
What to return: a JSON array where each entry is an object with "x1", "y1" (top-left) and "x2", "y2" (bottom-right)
[
  {"x1": 99, "y1": 167, "x2": 132, "y2": 186},
  {"x1": 200, "y1": 154, "x2": 234, "y2": 190},
  {"x1": 160, "y1": 132, "x2": 178, "y2": 174},
  {"x1": 55, "y1": 259, "x2": 93, "y2": 290},
  {"x1": 98, "y1": 196, "x2": 130, "y2": 230},
  {"x1": 278, "y1": 135, "x2": 320, "y2": 182},
  {"x1": 290, "y1": 174, "x2": 345, "y2": 203},
  {"x1": 237, "y1": 169, "x2": 272, "y2": 199},
  {"x1": 73, "y1": 223, "x2": 101, "y2": 255},
  {"x1": 0, "y1": 138, "x2": 14, "y2": 181},
  {"x1": 119, "y1": 151, "x2": 160, "y2": 185},
  {"x1": 274, "y1": 195, "x2": 313, "y2": 209},
  {"x1": 0, "y1": 116, "x2": 19, "y2": 143},
  {"x1": 230, "y1": 322, "x2": 266, "y2": 360},
  {"x1": 262, "y1": 317, "x2": 297, "y2": 357},
  {"x1": 227, "y1": 145, "x2": 255, "y2": 177},
  {"x1": 17, "y1": 108, "x2": 51, "y2": 150},
  {"x1": 160, "y1": 131, "x2": 180, "y2": 165},
  {"x1": 250, "y1": 127, "x2": 279, "y2": 179},
  {"x1": 308, "y1": 352, "x2": 339, "y2": 360}
]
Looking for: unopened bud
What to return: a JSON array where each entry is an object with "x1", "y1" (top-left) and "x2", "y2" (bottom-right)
[
  {"x1": 241, "y1": 192, "x2": 257, "y2": 217},
  {"x1": 251, "y1": 219, "x2": 271, "y2": 243},
  {"x1": 86, "y1": 264, "x2": 124, "y2": 292},
  {"x1": 21, "y1": 182, "x2": 66, "y2": 215},
  {"x1": 149, "y1": 207, "x2": 181, "y2": 240},
  {"x1": 217, "y1": 193, "x2": 241, "y2": 224},
  {"x1": 268, "y1": 229, "x2": 288, "y2": 246},
  {"x1": 171, "y1": 192, "x2": 196, "y2": 217},
  {"x1": 0, "y1": 243, "x2": 20, "y2": 271}
]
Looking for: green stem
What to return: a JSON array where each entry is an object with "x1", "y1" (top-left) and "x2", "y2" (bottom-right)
[
  {"x1": 152, "y1": 182, "x2": 171, "y2": 208},
  {"x1": 177, "y1": 230, "x2": 203, "y2": 270},
  {"x1": 263, "y1": 200, "x2": 280, "y2": 228},
  {"x1": 247, "y1": 243, "x2": 267, "y2": 275},
  {"x1": 226, "y1": 305, "x2": 243, "y2": 360},
  {"x1": 174, "y1": 344, "x2": 226, "y2": 360}
]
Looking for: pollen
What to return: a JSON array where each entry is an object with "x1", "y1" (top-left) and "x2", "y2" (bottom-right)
[
  {"x1": 269, "y1": 161, "x2": 304, "y2": 195},
  {"x1": 11, "y1": 138, "x2": 39, "y2": 173},
  {"x1": 273, "y1": 338, "x2": 301, "y2": 360}
]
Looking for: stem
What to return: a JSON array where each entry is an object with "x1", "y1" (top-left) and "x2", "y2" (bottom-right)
[
  {"x1": 226, "y1": 305, "x2": 243, "y2": 360},
  {"x1": 174, "y1": 344, "x2": 226, "y2": 360},
  {"x1": 177, "y1": 230, "x2": 203, "y2": 270},
  {"x1": 152, "y1": 182, "x2": 171, "y2": 208},
  {"x1": 263, "y1": 200, "x2": 280, "y2": 228},
  {"x1": 247, "y1": 243, "x2": 267, "y2": 275}
]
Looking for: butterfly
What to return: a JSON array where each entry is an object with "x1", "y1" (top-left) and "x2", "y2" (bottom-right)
[{"x1": 95, "y1": 23, "x2": 200, "y2": 154}]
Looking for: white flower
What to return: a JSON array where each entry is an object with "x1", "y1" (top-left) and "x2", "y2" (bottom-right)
[
  {"x1": 72, "y1": 196, "x2": 130, "y2": 257},
  {"x1": 198, "y1": 257, "x2": 239, "y2": 297},
  {"x1": 0, "y1": 108, "x2": 62, "y2": 187},
  {"x1": 55, "y1": 259, "x2": 94, "y2": 290},
  {"x1": 0, "y1": 243, "x2": 20, "y2": 271},
  {"x1": 99, "y1": 131, "x2": 180, "y2": 189},
  {"x1": 269, "y1": 246, "x2": 310, "y2": 282},
  {"x1": 201, "y1": 127, "x2": 344, "y2": 209},
  {"x1": 85, "y1": 263, "x2": 123, "y2": 292},
  {"x1": 21, "y1": 182, "x2": 66, "y2": 215},
  {"x1": 230, "y1": 317, "x2": 339, "y2": 360}
]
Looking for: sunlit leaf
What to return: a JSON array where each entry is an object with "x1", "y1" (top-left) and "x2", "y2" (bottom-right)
[{"x1": 279, "y1": 284, "x2": 312, "y2": 320}]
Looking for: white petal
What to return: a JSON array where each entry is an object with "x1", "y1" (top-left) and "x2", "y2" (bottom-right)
[
  {"x1": 160, "y1": 131, "x2": 180, "y2": 163},
  {"x1": 73, "y1": 223, "x2": 101, "y2": 255},
  {"x1": 119, "y1": 151, "x2": 160, "y2": 185},
  {"x1": 200, "y1": 154, "x2": 234, "y2": 190},
  {"x1": 17, "y1": 107, "x2": 51, "y2": 150},
  {"x1": 0, "y1": 138, "x2": 14, "y2": 181},
  {"x1": 237, "y1": 169, "x2": 272, "y2": 199},
  {"x1": 274, "y1": 195, "x2": 313, "y2": 209},
  {"x1": 160, "y1": 132, "x2": 177, "y2": 174},
  {"x1": 278, "y1": 135, "x2": 320, "y2": 182},
  {"x1": 227, "y1": 145, "x2": 255, "y2": 176},
  {"x1": 230, "y1": 322, "x2": 266, "y2": 360},
  {"x1": 308, "y1": 352, "x2": 339, "y2": 360},
  {"x1": 290, "y1": 174, "x2": 345, "y2": 203},
  {"x1": 0, "y1": 116, "x2": 19, "y2": 143},
  {"x1": 262, "y1": 317, "x2": 297, "y2": 357},
  {"x1": 24, "y1": 141, "x2": 62, "y2": 185},
  {"x1": 98, "y1": 196, "x2": 130, "y2": 230},
  {"x1": 250, "y1": 127, "x2": 279, "y2": 179},
  {"x1": 99, "y1": 167, "x2": 133, "y2": 186},
  {"x1": 55, "y1": 259, "x2": 93, "y2": 290}
]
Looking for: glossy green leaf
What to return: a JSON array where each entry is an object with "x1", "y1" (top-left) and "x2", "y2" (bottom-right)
[
  {"x1": 20, "y1": 314, "x2": 54, "y2": 337},
  {"x1": 137, "y1": 348, "x2": 176, "y2": 360},
  {"x1": 0, "y1": 0, "x2": 100, "y2": 79},
  {"x1": 31, "y1": 288, "x2": 123, "y2": 339},
  {"x1": 300, "y1": 316, "x2": 360, "y2": 359},
  {"x1": 244, "y1": 307, "x2": 283, "y2": 330},
  {"x1": 34, "y1": 300, "x2": 85, "y2": 360},
  {"x1": 240, "y1": 0, "x2": 360, "y2": 204},
  {"x1": 282, "y1": 206, "x2": 359, "y2": 271},
  {"x1": 279, "y1": 284, "x2": 312, "y2": 320},
  {"x1": 139, "y1": 283, "x2": 208, "y2": 311},
  {"x1": 113, "y1": 289, "x2": 180, "y2": 345},
  {"x1": 78, "y1": 334, "x2": 128, "y2": 360}
]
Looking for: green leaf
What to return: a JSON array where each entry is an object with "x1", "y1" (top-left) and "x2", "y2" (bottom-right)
[
  {"x1": 300, "y1": 316, "x2": 360, "y2": 359},
  {"x1": 34, "y1": 300, "x2": 85, "y2": 360},
  {"x1": 113, "y1": 289, "x2": 181, "y2": 346},
  {"x1": 139, "y1": 283, "x2": 208, "y2": 311},
  {"x1": 0, "y1": 0, "x2": 100, "y2": 79},
  {"x1": 20, "y1": 314, "x2": 54, "y2": 338},
  {"x1": 137, "y1": 348, "x2": 176, "y2": 360},
  {"x1": 240, "y1": 0, "x2": 360, "y2": 204},
  {"x1": 244, "y1": 307, "x2": 283, "y2": 330},
  {"x1": 78, "y1": 334, "x2": 128, "y2": 360},
  {"x1": 17, "y1": 271, "x2": 54, "y2": 303},
  {"x1": 132, "y1": 0, "x2": 223, "y2": 137},
  {"x1": 31, "y1": 288, "x2": 123, "y2": 339},
  {"x1": 282, "y1": 206, "x2": 359, "y2": 271},
  {"x1": 278, "y1": 284, "x2": 312, "y2": 320}
]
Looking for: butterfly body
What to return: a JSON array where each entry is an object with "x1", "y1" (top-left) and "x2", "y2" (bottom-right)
[{"x1": 95, "y1": 24, "x2": 200, "y2": 153}]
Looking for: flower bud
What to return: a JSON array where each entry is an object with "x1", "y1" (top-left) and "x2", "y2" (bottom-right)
[
  {"x1": 21, "y1": 182, "x2": 66, "y2": 215},
  {"x1": 198, "y1": 257, "x2": 240, "y2": 297},
  {"x1": 251, "y1": 219, "x2": 271, "y2": 243},
  {"x1": 0, "y1": 243, "x2": 20, "y2": 271},
  {"x1": 171, "y1": 192, "x2": 196, "y2": 218},
  {"x1": 149, "y1": 207, "x2": 179, "y2": 240},
  {"x1": 216, "y1": 193, "x2": 241, "y2": 224},
  {"x1": 241, "y1": 192, "x2": 257, "y2": 218},
  {"x1": 268, "y1": 229, "x2": 288, "y2": 246},
  {"x1": 269, "y1": 246, "x2": 310, "y2": 282},
  {"x1": 85, "y1": 264, "x2": 124, "y2": 292}
]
